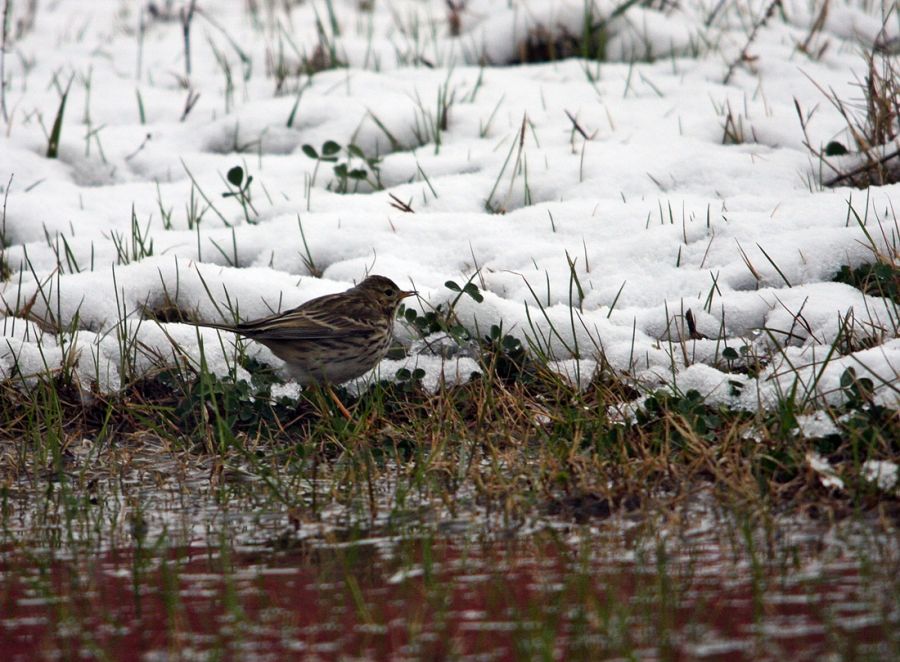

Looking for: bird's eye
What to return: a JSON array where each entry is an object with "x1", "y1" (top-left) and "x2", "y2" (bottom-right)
[{"x1": 384, "y1": 288, "x2": 395, "y2": 297}]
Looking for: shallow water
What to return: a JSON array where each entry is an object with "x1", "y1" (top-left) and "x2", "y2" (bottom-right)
[{"x1": 1, "y1": 451, "x2": 897, "y2": 660}]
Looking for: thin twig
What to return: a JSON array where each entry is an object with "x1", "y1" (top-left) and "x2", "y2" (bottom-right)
[{"x1": 825, "y1": 145, "x2": 900, "y2": 187}]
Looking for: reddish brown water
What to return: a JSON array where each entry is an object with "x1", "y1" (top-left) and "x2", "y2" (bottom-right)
[
  {"x1": 2, "y1": 529, "x2": 897, "y2": 660},
  {"x1": 1, "y1": 451, "x2": 896, "y2": 660}
]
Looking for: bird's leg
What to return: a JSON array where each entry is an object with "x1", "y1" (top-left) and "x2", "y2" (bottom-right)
[{"x1": 326, "y1": 384, "x2": 353, "y2": 420}]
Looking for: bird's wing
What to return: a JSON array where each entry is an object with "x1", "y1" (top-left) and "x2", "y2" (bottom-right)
[{"x1": 235, "y1": 294, "x2": 372, "y2": 341}]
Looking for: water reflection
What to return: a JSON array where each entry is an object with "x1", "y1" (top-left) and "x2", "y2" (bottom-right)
[{"x1": 1, "y1": 456, "x2": 897, "y2": 660}]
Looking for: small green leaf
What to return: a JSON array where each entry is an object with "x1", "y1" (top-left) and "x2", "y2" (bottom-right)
[
  {"x1": 463, "y1": 283, "x2": 484, "y2": 302},
  {"x1": 722, "y1": 347, "x2": 738, "y2": 360},
  {"x1": 395, "y1": 368, "x2": 411, "y2": 380},
  {"x1": 347, "y1": 144, "x2": 365, "y2": 158},
  {"x1": 302, "y1": 144, "x2": 318, "y2": 159},
  {"x1": 824, "y1": 141, "x2": 849, "y2": 156},
  {"x1": 445, "y1": 280, "x2": 461, "y2": 292},
  {"x1": 840, "y1": 367, "x2": 856, "y2": 388},
  {"x1": 226, "y1": 166, "x2": 244, "y2": 187},
  {"x1": 322, "y1": 140, "x2": 341, "y2": 155}
]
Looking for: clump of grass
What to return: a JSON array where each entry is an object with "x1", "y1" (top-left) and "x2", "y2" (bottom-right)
[
  {"x1": 717, "y1": 97, "x2": 759, "y2": 145},
  {"x1": 111, "y1": 206, "x2": 155, "y2": 265},
  {"x1": 410, "y1": 75, "x2": 457, "y2": 154},
  {"x1": 512, "y1": 23, "x2": 603, "y2": 65},
  {"x1": 302, "y1": 140, "x2": 383, "y2": 194},
  {"x1": 484, "y1": 115, "x2": 530, "y2": 213},
  {"x1": 802, "y1": 45, "x2": 900, "y2": 188},
  {"x1": 794, "y1": 0, "x2": 831, "y2": 61},
  {"x1": 297, "y1": 5, "x2": 345, "y2": 76},
  {"x1": 834, "y1": 262, "x2": 899, "y2": 304},
  {"x1": 506, "y1": 0, "x2": 647, "y2": 66},
  {"x1": 829, "y1": 195, "x2": 900, "y2": 341}
]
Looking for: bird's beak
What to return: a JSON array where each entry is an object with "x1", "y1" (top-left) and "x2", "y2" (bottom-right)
[{"x1": 400, "y1": 290, "x2": 417, "y2": 299}]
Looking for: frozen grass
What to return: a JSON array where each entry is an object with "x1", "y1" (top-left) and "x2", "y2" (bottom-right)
[{"x1": 0, "y1": 0, "x2": 899, "y2": 657}]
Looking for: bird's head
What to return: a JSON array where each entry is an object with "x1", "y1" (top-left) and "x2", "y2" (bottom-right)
[{"x1": 355, "y1": 275, "x2": 416, "y2": 316}]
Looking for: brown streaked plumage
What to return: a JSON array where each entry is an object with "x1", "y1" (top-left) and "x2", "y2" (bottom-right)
[{"x1": 198, "y1": 275, "x2": 415, "y2": 386}]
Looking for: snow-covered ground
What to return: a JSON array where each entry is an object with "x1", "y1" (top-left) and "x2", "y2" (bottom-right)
[{"x1": 0, "y1": 0, "x2": 897, "y2": 410}]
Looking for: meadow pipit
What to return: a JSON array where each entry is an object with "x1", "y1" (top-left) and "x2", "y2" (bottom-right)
[{"x1": 198, "y1": 275, "x2": 415, "y2": 415}]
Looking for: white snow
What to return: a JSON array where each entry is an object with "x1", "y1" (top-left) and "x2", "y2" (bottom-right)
[
  {"x1": 861, "y1": 460, "x2": 899, "y2": 494},
  {"x1": 795, "y1": 411, "x2": 839, "y2": 439},
  {"x1": 0, "y1": 0, "x2": 897, "y2": 411},
  {"x1": 806, "y1": 451, "x2": 844, "y2": 491}
]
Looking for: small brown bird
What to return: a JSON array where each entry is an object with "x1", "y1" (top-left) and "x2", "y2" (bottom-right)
[{"x1": 199, "y1": 275, "x2": 415, "y2": 399}]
